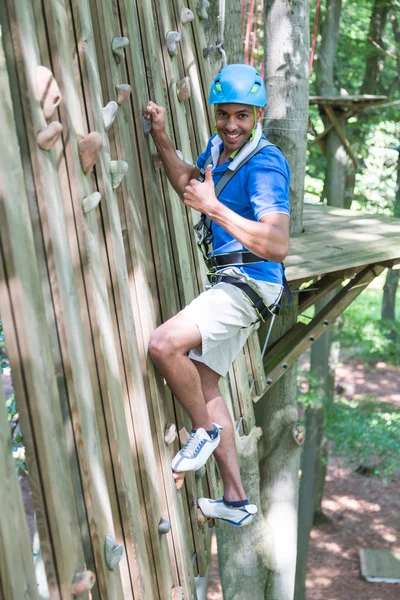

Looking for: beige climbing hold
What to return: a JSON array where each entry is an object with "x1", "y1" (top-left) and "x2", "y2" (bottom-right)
[
  {"x1": 36, "y1": 65, "x2": 62, "y2": 120},
  {"x1": 172, "y1": 470, "x2": 185, "y2": 490},
  {"x1": 104, "y1": 534, "x2": 124, "y2": 570},
  {"x1": 152, "y1": 154, "x2": 162, "y2": 171},
  {"x1": 110, "y1": 160, "x2": 128, "y2": 189},
  {"x1": 166, "y1": 31, "x2": 181, "y2": 57},
  {"x1": 158, "y1": 517, "x2": 171, "y2": 535},
  {"x1": 112, "y1": 37, "x2": 130, "y2": 63},
  {"x1": 197, "y1": 0, "x2": 210, "y2": 19},
  {"x1": 176, "y1": 77, "x2": 191, "y2": 102},
  {"x1": 179, "y1": 427, "x2": 190, "y2": 445},
  {"x1": 37, "y1": 121, "x2": 62, "y2": 150},
  {"x1": 102, "y1": 101, "x2": 118, "y2": 130},
  {"x1": 164, "y1": 423, "x2": 177, "y2": 445},
  {"x1": 181, "y1": 7, "x2": 195, "y2": 23},
  {"x1": 115, "y1": 83, "x2": 132, "y2": 105},
  {"x1": 196, "y1": 507, "x2": 209, "y2": 528},
  {"x1": 82, "y1": 192, "x2": 101, "y2": 214},
  {"x1": 71, "y1": 570, "x2": 96, "y2": 596},
  {"x1": 171, "y1": 587, "x2": 184, "y2": 600},
  {"x1": 293, "y1": 423, "x2": 306, "y2": 446},
  {"x1": 78, "y1": 132, "x2": 103, "y2": 173}
]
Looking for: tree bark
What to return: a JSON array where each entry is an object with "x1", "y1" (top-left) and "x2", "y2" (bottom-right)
[
  {"x1": 217, "y1": 0, "x2": 308, "y2": 596},
  {"x1": 381, "y1": 152, "x2": 400, "y2": 334},
  {"x1": 360, "y1": 0, "x2": 391, "y2": 95},
  {"x1": 263, "y1": 0, "x2": 309, "y2": 234}
]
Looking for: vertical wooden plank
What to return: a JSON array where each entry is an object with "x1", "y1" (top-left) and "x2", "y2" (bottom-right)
[
  {"x1": 246, "y1": 333, "x2": 267, "y2": 397},
  {"x1": 5, "y1": 0, "x2": 129, "y2": 596},
  {"x1": 0, "y1": 381, "x2": 40, "y2": 600},
  {"x1": 0, "y1": 18, "x2": 87, "y2": 597},
  {"x1": 232, "y1": 352, "x2": 256, "y2": 433}
]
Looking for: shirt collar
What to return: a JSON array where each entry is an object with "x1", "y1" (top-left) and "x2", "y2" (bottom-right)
[{"x1": 210, "y1": 123, "x2": 263, "y2": 170}]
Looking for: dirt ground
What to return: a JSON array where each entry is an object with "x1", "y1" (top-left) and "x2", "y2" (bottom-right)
[{"x1": 207, "y1": 356, "x2": 400, "y2": 600}]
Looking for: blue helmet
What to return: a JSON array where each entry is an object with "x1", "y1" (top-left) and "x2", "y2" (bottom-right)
[{"x1": 209, "y1": 64, "x2": 267, "y2": 107}]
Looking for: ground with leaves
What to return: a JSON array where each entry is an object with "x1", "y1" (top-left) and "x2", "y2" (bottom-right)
[{"x1": 207, "y1": 357, "x2": 400, "y2": 599}]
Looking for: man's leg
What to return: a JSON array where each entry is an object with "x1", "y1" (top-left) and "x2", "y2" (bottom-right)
[
  {"x1": 194, "y1": 362, "x2": 246, "y2": 502},
  {"x1": 149, "y1": 313, "x2": 214, "y2": 431}
]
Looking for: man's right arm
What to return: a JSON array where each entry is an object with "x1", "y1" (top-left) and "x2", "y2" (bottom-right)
[{"x1": 144, "y1": 101, "x2": 199, "y2": 198}]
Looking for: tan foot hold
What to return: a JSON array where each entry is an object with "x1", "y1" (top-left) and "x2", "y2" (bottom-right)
[
  {"x1": 172, "y1": 470, "x2": 185, "y2": 490},
  {"x1": 196, "y1": 507, "x2": 210, "y2": 528}
]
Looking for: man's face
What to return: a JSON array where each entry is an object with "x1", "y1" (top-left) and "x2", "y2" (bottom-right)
[{"x1": 215, "y1": 103, "x2": 264, "y2": 153}]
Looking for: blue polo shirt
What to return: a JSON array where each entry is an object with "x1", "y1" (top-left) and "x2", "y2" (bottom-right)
[{"x1": 196, "y1": 130, "x2": 290, "y2": 286}]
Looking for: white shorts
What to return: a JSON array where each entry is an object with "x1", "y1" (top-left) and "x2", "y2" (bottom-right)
[{"x1": 180, "y1": 271, "x2": 282, "y2": 377}]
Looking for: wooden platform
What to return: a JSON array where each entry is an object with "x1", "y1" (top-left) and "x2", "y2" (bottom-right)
[
  {"x1": 309, "y1": 94, "x2": 388, "y2": 112},
  {"x1": 286, "y1": 204, "x2": 400, "y2": 285}
]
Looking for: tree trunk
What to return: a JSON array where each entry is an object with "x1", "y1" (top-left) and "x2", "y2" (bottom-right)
[
  {"x1": 263, "y1": 0, "x2": 309, "y2": 234},
  {"x1": 360, "y1": 0, "x2": 391, "y2": 95},
  {"x1": 217, "y1": 0, "x2": 308, "y2": 596},
  {"x1": 381, "y1": 152, "x2": 400, "y2": 334}
]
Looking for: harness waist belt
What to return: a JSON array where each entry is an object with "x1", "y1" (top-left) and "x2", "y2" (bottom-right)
[
  {"x1": 208, "y1": 274, "x2": 277, "y2": 323},
  {"x1": 205, "y1": 251, "x2": 266, "y2": 271}
]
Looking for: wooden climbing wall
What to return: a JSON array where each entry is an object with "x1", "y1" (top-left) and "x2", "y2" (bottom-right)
[{"x1": 0, "y1": 1, "x2": 267, "y2": 598}]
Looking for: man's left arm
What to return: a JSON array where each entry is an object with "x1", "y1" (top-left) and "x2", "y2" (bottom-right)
[{"x1": 183, "y1": 164, "x2": 290, "y2": 263}]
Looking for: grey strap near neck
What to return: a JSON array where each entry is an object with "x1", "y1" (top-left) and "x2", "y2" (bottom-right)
[{"x1": 200, "y1": 138, "x2": 274, "y2": 197}]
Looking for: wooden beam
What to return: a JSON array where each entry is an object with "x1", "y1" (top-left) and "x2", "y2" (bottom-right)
[
  {"x1": 323, "y1": 105, "x2": 359, "y2": 169},
  {"x1": 255, "y1": 264, "x2": 385, "y2": 398},
  {"x1": 0, "y1": 382, "x2": 40, "y2": 600}
]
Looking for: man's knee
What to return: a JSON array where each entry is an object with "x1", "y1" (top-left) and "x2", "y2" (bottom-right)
[{"x1": 149, "y1": 325, "x2": 182, "y2": 365}]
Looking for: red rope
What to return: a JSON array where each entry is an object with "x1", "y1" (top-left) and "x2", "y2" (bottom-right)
[{"x1": 309, "y1": 0, "x2": 321, "y2": 75}]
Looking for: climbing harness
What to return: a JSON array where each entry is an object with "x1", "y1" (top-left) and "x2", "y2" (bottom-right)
[{"x1": 194, "y1": 138, "x2": 292, "y2": 324}]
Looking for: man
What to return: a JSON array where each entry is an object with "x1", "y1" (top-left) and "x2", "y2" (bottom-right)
[{"x1": 145, "y1": 64, "x2": 290, "y2": 527}]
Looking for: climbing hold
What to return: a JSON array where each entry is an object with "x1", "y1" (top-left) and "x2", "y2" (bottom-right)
[
  {"x1": 112, "y1": 37, "x2": 130, "y2": 63},
  {"x1": 322, "y1": 319, "x2": 329, "y2": 326},
  {"x1": 71, "y1": 571, "x2": 96, "y2": 596},
  {"x1": 196, "y1": 507, "x2": 209, "y2": 528},
  {"x1": 195, "y1": 465, "x2": 206, "y2": 479},
  {"x1": 197, "y1": 0, "x2": 210, "y2": 20},
  {"x1": 82, "y1": 192, "x2": 101, "y2": 214},
  {"x1": 37, "y1": 121, "x2": 62, "y2": 150},
  {"x1": 176, "y1": 150, "x2": 184, "y2": 161},
  {"x1": 36, "y1": 65, "x2": 62, "y2": 120},
  {"x1": 293, "y1": 423, "x2": 306, "y2": 446},
  {"x1": 179, "y1": 427, "x2": 190, "y2": 445},
  {"x1": 110, "y1": 160, "x2": 128, "y2": 189},
  {"x1": 172, "y1": 470, "x2": 185, "y2": 490},
  {"x1": 180, "y1": 7, "x2": 195, "y2": 23},
  {"x1": 308, "y1": 335, "x2": 315, "y2": 342},
  {"x1": 115, "y1": 83, "x2": 132, "y2": 105},
  {"x1": 78, "y1": 132, "x2": 103, "y2": 173},
  {"x1": 152, "y1": 154, "x2": 163, "y2": 171},
  {"x1": 203, "y1": 45, "x2": 213, "y2": 58},
  {"x1": 176, "y1": 77, "x2": 191, "y2": 102},
  {"x1": 166, "y1": 31, "x2": 181, "y2": 57},
  {"x1": 158, "y1": 517, "x2": 171, "y2": 534},
  {"x1": 164, "y1": 423, "x2": 177, "y2": 445},
  {"x1": 142, "y1": 116, "x2": 152, "y2": 135},
  {"x1": 281, "y1": 362, "x2": 288, "y2": 369},
  {"x1": 266, "y1": 378, "x2": 272, "y2": 385},
  {"x1": 171, "y1": 587, "x2": 184, "y2": 600},
  {"x1": 102, "y1": 101, "x2": 118, "y2": 130},
  {"x1": 104, "y1": 534, "x2": 124, "y2": 570}
]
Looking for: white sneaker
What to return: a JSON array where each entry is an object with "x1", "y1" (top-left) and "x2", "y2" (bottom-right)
[
  {"x1": 171, "y1": 424, "x2": 222, "y2": 473},
  {"x1": 198, "y1": 497, "x2": 257, "y2": 527}
]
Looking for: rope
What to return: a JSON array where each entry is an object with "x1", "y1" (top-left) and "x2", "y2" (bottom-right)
[
  {"x1": 309, "y1": 0, "x2": 321, "y2": 74},
  {"x1": 216, "y1": 0, "x2": 227, "y2": 66}
]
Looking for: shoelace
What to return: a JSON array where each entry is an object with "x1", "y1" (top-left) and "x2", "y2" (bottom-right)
[{"x1": 182, "y1": 431, "x2": 204, "y2": 458}]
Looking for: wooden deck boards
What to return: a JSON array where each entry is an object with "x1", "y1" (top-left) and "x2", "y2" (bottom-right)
[{"x1": 286, "y1": 204, "x2": 400, "y2": 283}]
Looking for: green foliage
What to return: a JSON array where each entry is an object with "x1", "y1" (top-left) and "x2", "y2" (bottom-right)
[
  {"x1": 334, "y1": 282, "x2": 400, "y2": 365},
  {"x1": 325, "y1": 396, "x2": 400, "y2": 476},
  {"x1": 5, "y1": 392, "x2": 27, "y2": 473}
]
